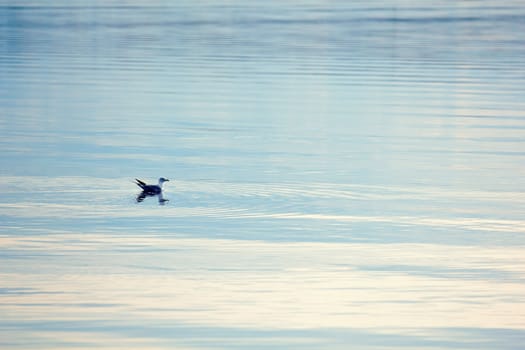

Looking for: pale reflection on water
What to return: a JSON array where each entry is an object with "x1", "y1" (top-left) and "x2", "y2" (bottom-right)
[
  {"x1": 2, "y1": 234, "x2": 525, "y2": 348},
  {"x1": 2, "y1": 0, "x2": 525, "y2": 349}
]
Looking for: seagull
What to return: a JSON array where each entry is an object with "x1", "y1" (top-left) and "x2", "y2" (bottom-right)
[{"x1": 134, "y1": 177, "x2": 169, "y2": 194}]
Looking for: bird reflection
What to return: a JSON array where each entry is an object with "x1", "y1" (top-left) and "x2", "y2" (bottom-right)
[{"x1": 136, "y1": 191, "x2": 169, "y2": 205}]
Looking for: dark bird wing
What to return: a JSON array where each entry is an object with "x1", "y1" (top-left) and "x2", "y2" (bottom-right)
[{"x1": 135, "y1": 178, "x2": 147, "y2": 189}]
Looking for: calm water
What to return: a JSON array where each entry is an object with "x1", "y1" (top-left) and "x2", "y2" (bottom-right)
[{"x1": 1, "y1": 1, "x2": 525, "y2": 349}]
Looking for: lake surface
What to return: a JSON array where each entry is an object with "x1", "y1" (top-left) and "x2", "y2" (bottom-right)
[{"x1": 1, "y1": 1, "x2": 525, "y2": 349}]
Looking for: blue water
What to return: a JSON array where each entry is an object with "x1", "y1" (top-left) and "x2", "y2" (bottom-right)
[{"x1": 1, "y1": 1, "x2": 525, "y2": 349}]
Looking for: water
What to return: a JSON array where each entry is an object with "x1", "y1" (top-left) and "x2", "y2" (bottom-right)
[{"x1": 1, "y1": 1, "x2": 525, "y2": 349}]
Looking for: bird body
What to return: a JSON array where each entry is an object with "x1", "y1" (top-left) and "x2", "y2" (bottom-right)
[{"x1": 135, "y1": 177, "x2": 169, "y2": 194}]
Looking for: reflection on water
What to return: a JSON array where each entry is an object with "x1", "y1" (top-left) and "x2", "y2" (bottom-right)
[
  {"x1": 136, "y1": 190, "x2": 169, "y2": 205},
  {"x1": 1, "y1": 1, "x2": 525, "y2": 349},
  {"x1": 2, "y1": 234, "x2": 525, "y2": 349}
]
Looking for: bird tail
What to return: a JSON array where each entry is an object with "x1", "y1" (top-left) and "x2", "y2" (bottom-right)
[{"x1": 134, "y1": 178, "x2": 147, "y2": 189}]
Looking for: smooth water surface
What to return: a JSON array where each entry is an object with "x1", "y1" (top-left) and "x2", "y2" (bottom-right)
[{"x1": 1, "y1": 1, "x2": 525, "y2": 349}]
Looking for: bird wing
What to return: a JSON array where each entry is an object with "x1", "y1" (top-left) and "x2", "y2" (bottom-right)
[{"x1": 135, "y1": 178, "x2": 147, "y2": 189}]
